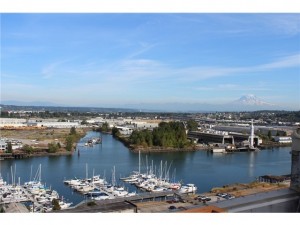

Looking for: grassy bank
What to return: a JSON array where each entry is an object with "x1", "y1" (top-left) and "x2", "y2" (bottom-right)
[{"x1": 1, "y1": 127, "x2": 91, "y2": 156}]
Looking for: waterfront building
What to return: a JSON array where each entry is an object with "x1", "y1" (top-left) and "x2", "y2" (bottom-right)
[
  {"x1": 188, "y1": 130, "x2": 234, "y2": 145},
  {"x1": 28, "y1": 121, "x2": 80, "y2": 128},
  {"x1": 0, "y1": 140, "x2": 7, "y2": 152},
  {"x1": 0, "y1": 118, "x2": 27, "y2": 128},
  {"x1": 273, "y1": 136, "x2": 292, "y2": 143}
]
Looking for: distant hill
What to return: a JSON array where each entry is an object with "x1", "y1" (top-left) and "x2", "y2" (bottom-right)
[
  {"x1": 0, "y1": 95, "x2": 295, "y2": 113},
  {"x1": 1, "y1": 100, "x2": 60, "y2": 107},
  {"x1": 0, "y1": 103, "x2": 139, "y2": 113}
]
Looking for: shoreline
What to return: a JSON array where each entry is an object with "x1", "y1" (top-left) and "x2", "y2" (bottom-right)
[
  {"x1": 112, "y1": 134, "x2": 208, "y2": 153},
  {"x1": 111, "y1": 133, "x2": 291, "y2": 153},
  {"x1": 0, "y1": 127, "x2": 91, "y2": 159},
  {"x1": 1, "y1": 128, "x2": 292, "y2": 159}
]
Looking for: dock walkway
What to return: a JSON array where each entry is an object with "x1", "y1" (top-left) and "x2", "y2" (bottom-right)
[{"x1": 58, "y1": 190, "x2": 177, "y2": 213}]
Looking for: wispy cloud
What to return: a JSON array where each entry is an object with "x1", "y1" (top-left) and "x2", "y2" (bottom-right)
[
  {"x1": 126, "y1": 42, "x2": 158, "y2": 59},
  {"x1": 259, "y1": 14, "x2": 300, "y2": 36},
  {"x1": 176, "y1": 53, "x2": 300, "y2": 81},
  {"x1": 258, "y1": 54, "x2": 300, "y2": 70},
  {"x1": 195, "y1": 84, "x2": 271, "y2": 92},
  {"x1": 41, "y1": 60, "x2": 71, "y2": 79}
]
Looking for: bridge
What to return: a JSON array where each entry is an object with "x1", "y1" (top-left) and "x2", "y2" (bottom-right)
[{"x1": 188, "y1": 131, "x2": 234, "y2": 145}]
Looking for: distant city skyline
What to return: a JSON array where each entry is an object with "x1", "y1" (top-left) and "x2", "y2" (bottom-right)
[{"x1": 1, "y1": 14, "x2": 300, "y2": 111}]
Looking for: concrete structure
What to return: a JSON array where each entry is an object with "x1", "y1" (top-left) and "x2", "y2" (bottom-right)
[
  {"x1": 133, "y1": 121, "x2": 159, "y2": 130},
  {"x1": 201, "y1": 188, "x2": 299, "y2": 212},
  {"x1": 30, "y1": 121, "x2": 80, "y2": 128},
  {"x1": 1, "y1": 202, "x2": 29, "y2": 213},
  {"x1": 214, "y1": 125, "x2": 290, "y2": 136},
  {"x1": 188, "y1": 131, "x2": 234, "y2": 145},
  {"x1": 229, "y1": 132, "x2": 262, "y2": 147},
  {"x1": 115, "y1": 126, "x2": 133, "y2": 135},
  {"x1": 274, "y1": 136, "x2": 292, "y2": 143},
  {"x1": 0, "y1": 118, "x2": 27, "y2": 128},
  {"x1": 290, "y1": 127, "x2": 300, "y2": 192}
]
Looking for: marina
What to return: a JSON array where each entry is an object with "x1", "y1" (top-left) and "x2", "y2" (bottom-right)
[
  {"x1": 0, "y1": 164, "x2": 72, "y2": 212},
  {"x1": 0, "y1": 131, "x2": 292, "y2": 209}
]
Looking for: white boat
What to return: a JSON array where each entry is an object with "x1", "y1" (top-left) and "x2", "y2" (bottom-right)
[
  {"x1": 92, "y1": 192, "x2": 111, "y2": 200},
  {"x1": 112, "y1": 189, "x2": 128, "y2": 197},
  {"x1": 65, "y1": 178, "x2": 81, "y2": 186},
  {"x1": 59, "y1": 200, "x2": 72, "y2": 209},
  {"x1": 212, "y1": 148, "x2": 226, "y2": 153},
  {"x1": 178, "y1": 183, "x2": 197, "y2": 193},
  {"x1": 151, "y1": 186, "x2": 166, "y2": 192}
]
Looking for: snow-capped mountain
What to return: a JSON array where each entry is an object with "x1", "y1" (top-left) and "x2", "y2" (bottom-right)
[{"x1": 232, "y1": 94, "x2": 275, "y2": 106}]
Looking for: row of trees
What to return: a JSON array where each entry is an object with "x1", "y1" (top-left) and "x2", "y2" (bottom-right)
[{"x1": 129, "y1": 121, "x2": 191, "y2": 148}]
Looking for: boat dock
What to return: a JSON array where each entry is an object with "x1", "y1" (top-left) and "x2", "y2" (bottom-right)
[
  {"x1": 57, "y1": 190, "x2": 178, "y2": 213},
  {"x1": 0, "y1": 152, "x2": 28, "y2": 160}
]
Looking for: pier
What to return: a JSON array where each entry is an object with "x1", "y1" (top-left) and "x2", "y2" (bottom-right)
[
  {"x1": 57, "y1": 190, "x2": 178, "y2": 213},
  {"x1": 0, "y1": 152, "x2": 28, "y2": 160}
]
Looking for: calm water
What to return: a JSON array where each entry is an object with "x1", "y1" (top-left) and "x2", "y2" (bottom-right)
[{"x1": 0, "y1": 131, "x2": 292, "y2": 206}]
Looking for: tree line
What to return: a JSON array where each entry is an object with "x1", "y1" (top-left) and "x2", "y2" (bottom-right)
[{"x1": 128, "y1": 121, "x2": 192, "y2": 148}]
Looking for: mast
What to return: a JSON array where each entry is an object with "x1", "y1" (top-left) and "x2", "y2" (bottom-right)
[
  {"x1": 112, "y1": 166, "x2": 116, "y2": 186},
  {"x1": 86, "y1": 163, "x2": 88, "y2": 180},
  {"x1": 30, "y1": 165, "x2": 33, "y2": 182},
  {"x1": 138, "y1": 151, "x2": 141, "y2": 174},
  {"x1": 14, "y1": 164, "x2": 16, "y2": 186},
  {"x1": 11, "y1": 166, "x2": 13, "y2": 186},
  {"x1": 250, "y1": 119, "x2": 254, "y2": 147},
  {"x1": 160, "y1": 160, "x2": 163, "y2": 180},
  {"x1": 39, "y1": 164, "x2": 41, "y2": 183},
  {"x1": 146, "y1": 155, "x2": 148, "y2": 175}
]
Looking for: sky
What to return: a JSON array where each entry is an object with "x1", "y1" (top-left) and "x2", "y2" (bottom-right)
[{"x1": 1, "y1": 13, "x2": 300, "y2": 110}]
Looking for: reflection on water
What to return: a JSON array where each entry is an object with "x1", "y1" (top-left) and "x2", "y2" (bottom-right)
[{"x1": 0, "y1": 131, "x2": 291, "y2": 205}]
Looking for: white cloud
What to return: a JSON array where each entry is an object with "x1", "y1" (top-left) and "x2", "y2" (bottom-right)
[
  {"x1": 41, "y1": 59, "x2": 71, "y2": 79},
  {"x1": 195, "y1": 84, "x2": 271, "y2": 92}
]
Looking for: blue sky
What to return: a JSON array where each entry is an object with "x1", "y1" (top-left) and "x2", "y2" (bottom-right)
[{"x1": 1, "y1": 13, "x2": 300, "y2": 110}]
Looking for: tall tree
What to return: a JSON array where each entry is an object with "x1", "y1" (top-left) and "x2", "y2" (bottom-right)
[
  {"x1": 187, "y1": 120, "x2": 198, "y2": 131},
  {"x1": 70, "y1": 127, "x2": 77, "y2": 135}
]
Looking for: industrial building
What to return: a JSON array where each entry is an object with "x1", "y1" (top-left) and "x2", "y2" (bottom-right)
[
  {"x1": 0, "y1": 118, "x2": 27, "y2": 128},
  {"x1": 274, "y1": 136, "x2": 292, "y2": 143}
]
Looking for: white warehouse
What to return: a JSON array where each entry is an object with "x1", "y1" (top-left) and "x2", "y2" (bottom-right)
[
  {"x1": 273, "y1": 136, "x2": 292, "y2": 143},
  {"x1": 0, "y1": 118, "x2": 27, "y2": 128}
]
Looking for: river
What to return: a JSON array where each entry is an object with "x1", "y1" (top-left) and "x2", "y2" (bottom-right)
[{"x1": 0, "y1": 131, "x2": 292, "y2": 206}]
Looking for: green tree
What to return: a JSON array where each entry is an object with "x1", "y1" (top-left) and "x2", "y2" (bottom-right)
[
  {"x1": 52, "y1": 199, "x2": 61, "y2": 211},
  {"x1": 268, "y1": 130, "x2": 272, "y2": 140},
  {"x1": 129, "y1": 121, "x2": 189, "y2": 149},
  {"x1": 7, "y1": 142, "x2": 12, "y2": 153},
  {"x1": 186, "y1": 120, "x2": 198, "y2": 131},
  {"x1": 65, "y1": 135, "x2": 74, "y2": 151},
  {"x1": 23, "y1": 144, "x2": 33, "y2": 154},
  {"x1": 48, "y1": 142, "x2": 59, "y2": 153},
  {"x1": 101, "y1": 122, "x2": 110, "y2": 132},
  {"x1": 112, "y1": 127, "x2": 121, "y2": 137},
  {"x1": 70, "y1": 127, "x2": 77, "y2": 135},
  {"x1": 81, "y1": 119, "x2": 88, "y2": 125}
]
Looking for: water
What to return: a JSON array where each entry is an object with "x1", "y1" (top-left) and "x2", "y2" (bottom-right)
[{"x1": 0, "y1": 131, "x2": 292, "y2": 206}]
